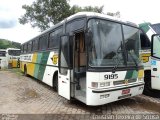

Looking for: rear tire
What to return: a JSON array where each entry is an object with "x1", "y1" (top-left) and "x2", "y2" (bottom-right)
[{"x1": 24, "y1": 66, "x2": 28, "y2": 76}]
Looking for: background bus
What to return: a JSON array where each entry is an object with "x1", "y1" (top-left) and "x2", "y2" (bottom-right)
[
  {"x1": 0, "y1": 49, "x2": 7, "y2": 69},
  {"x1": 6, "y1": 48, "x2": 21, "y2": 68},
  {"x1": 139, "y1": 23, "x2": 160, "y2": 97},
  {"x1": 20, "y1": 12, "x2": 144, "y2": 106}
]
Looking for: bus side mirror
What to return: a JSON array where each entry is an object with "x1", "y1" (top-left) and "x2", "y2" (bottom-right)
[{"x1": 151, "y1": 34, "x2": 160, "y2": 57}]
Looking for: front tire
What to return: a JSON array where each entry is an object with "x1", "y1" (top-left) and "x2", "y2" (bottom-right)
[{"x1": 24, "y1": 66, "x2": 28, "y2": 76}]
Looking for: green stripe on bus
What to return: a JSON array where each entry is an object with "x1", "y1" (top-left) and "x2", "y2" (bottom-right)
[
  {"x1": 139, "y1": 23, "x2": 151, "y2": 33},
  {"x1": 34, "y1": 53, "x2": 43, "y2": 78},
  {"x1": 125, "y1": 70, "x2": 138, "y2": 79},
  {"x1": 37, "y1": 51, "x2": 50, "y2": 80}
]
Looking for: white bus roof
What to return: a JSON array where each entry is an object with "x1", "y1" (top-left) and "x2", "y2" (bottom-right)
[{"x1": 23, "y1": 12, "x2": 138, "y2": 44}]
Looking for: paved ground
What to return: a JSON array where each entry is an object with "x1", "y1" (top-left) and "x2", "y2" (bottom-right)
[{"x1": 0, "y1": 69, "x2": 160, "y2": 119}]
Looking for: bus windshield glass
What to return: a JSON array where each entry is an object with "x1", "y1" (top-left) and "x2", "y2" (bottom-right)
[
  {"x1": 123, "y1": 25, "x2": 141, "y2": 66},
  {"x1": 8, "y1": 50, "x2": 21, "y2": 56},
  {"x1": 88, "y1": 19, "x2": 141, "y2": 67},
  {"x1": 0, "y1": 51, "x2": 6, "y2": 57}
]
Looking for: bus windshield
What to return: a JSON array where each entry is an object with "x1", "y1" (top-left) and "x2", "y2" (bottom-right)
[
  {"x1": 0, "y1": 51, "x2": 6, "y2": 57},
  {"x1": 88, "y1": 19, "x2": 141, "y2": 67},
  {"x1": 8, "y1": 50, "x2": 21, "y2": 56}
]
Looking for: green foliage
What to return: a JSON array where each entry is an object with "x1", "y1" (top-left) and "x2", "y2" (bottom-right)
[
  {"x1": 107, "y1": 11, "x2": 120, "y2": 18},
  {"x1": 0, "y1": 39, "x2": 21, "y2": 49},
  {"x1": 19, "y1": 0, "x2": 104, "y2": 31},
  {"x1": 70, "y1": 5, "x2": 104, "y2": 14}
]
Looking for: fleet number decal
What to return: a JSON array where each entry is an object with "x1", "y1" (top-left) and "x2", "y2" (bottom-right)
[{"x1": 104, "y1": 74, "x2": 118, "y2": 80}]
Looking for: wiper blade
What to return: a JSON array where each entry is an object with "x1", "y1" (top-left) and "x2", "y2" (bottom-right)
[
  {"x1": 112, "y1": 56, "x2": 121, "y2": 73},
  {"x1": 128, "y1": 51, "x2": 138, "y2": 70},
  {"x1": 112, "y1": 42, "x2": 123, "y2": 73}
]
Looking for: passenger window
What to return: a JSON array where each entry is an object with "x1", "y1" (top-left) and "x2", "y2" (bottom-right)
[
  {"x1": 39, "y1": 34, "x2": 48, "y2": 50},
  {"x1": 32, "y1": 39, "x2": 39, "y2": 51},
  {"x1": 23, "y1": 44, "x2": 27, "y2": 53},
  {"x1": 28, "y1": 41, "x2": 32, "y2": 52},
  {"x1": 49, "y1": 27, "x2": 62, "y2": 48}
]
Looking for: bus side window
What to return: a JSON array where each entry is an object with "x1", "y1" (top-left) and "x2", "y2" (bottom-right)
[
  {"x1": 28, "y1": 41, "x2": 32, "y2": 52},
  {"x1": 21, "y1": 45, "x2": 24, "y2": 53},
  {"x1": 140, "y1": 32, "x2": 151, "y2": 49},
  {"x1": 23, "y1": 44, "x2": 27, "y2": 53},
  {"x1": 49, "y1": 27, "x2": 62, "y2": 49},
  {"x1": 39, "y1": 34, "x2": 48, "y2": 50},
  {"x1": 32, "y1": 39, "x2": 39, "y2": 51}
]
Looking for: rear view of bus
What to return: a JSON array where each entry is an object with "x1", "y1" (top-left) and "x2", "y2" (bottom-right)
[{"x1": 6, "y1": 48, "x2": 21, "y2": 68}]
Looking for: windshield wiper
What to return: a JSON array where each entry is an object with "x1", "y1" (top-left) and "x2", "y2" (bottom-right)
[
  {"x1": 112, "y1": 42, "x2": 124, "y2": 73},
  {"x1": 128, "y1": 51, "x2": 138, "y2": 70},
  {"x1": 112, "y1": 55, "x2": 121, "y2": 73}
]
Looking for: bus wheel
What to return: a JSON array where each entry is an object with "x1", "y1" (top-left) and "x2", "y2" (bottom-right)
[
  {"x1": 53, "y1": 73, "x2": 58, "y2": 92},
  {"x1": 24, "y1": 66, "x2": 28, "y2": 76}
]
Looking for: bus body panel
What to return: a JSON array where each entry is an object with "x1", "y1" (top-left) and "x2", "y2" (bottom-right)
[
  {"x1": 139, "y1": 49, "x2": 151, "y2": 70},
  {"x1": 151, "y1": 58, "x2": 160, "y2": 90},
  {"x1": 86, "y1": 71, "x2": 144, "y2": 106},
  {"x1": 20, "y1": 51, "x2": 58, "y2": 87},
  {"x1": 151, "y1": 34, "x2": 160, "y2": 90}
]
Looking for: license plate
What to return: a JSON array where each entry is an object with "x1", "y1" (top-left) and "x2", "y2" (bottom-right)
[{"x1": 122, "y1": 89, "x2": 130, "y2": 95}]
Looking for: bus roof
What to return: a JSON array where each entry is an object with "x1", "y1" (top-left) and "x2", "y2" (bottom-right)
[{"x1": 23, "y1": 12, "x2": 138, "y2": 44}]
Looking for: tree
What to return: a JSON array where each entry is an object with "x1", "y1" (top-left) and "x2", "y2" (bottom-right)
[
  {"x1": 70, "y1": 5, "x2": 103, "y2": 14},
  {"x1": 19, "y1": 0, "x2": 71, "y2": 31},
  {"x1": 19, "y1": 0, "x2": 104, "y2": 31}
]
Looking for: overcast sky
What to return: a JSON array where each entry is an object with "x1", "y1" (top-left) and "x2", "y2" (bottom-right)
[{"x1": 0, "y1": 0, "x2": 160, "y2": 43}]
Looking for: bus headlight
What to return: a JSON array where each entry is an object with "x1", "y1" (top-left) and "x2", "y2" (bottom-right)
[
  {"x1": 100, "y1": 82, "x2": 110, "y2": 87},
  {"x1": 91, "y1": 82, "x2": 98, "y2": 88},
  {"x1": 91, "y1": 82, "x2": 110, "y2": 88}
]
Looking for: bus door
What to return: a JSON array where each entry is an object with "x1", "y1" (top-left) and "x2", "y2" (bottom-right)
[
  {"x1": 58, "y1": 35, "x2": 71, "y2": 100},
  {"x1": 151, "y1": 34, "x2": 160, "y2": 90},
  {"x1": 73, "y1": 32, "x2": 87, "y2": 102}
]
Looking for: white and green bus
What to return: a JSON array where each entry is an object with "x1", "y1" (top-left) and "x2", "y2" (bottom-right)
[
  {"x1": 20, "y1": 12, "x2": 144, "y2": 106},
  {"x1": 139, "y1": 23, "x2": 160, "y2": 96}
]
